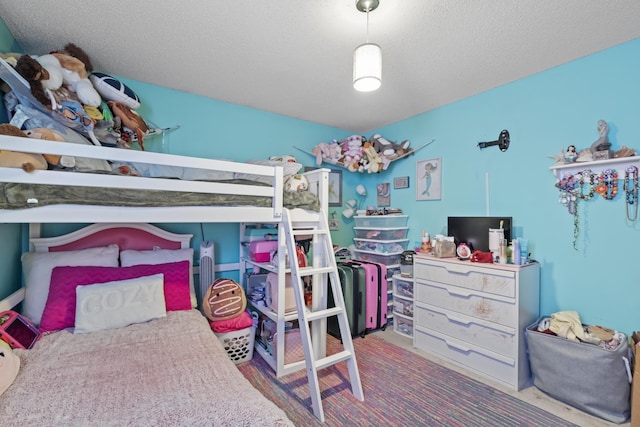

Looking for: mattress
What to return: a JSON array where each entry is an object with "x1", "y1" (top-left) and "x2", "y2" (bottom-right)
[
  {"x1": 0, "y1": 310, "x2": 293, "y2": 426},
  {"x1": 0, "y1": 179, "x2": 320, "y2": 211}
]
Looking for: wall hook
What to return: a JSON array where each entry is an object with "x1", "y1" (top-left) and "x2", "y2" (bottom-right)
[{"x1": 478, "y1": 130, "x2": 510, "y2": 152}]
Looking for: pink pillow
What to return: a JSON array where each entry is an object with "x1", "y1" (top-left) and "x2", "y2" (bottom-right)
[{"x1": 40, "y1": 261, "x2": 191, "y2": 332}]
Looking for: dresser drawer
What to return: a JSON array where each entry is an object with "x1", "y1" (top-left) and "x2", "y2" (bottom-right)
[
  {"x1": 414, "y1": 302, "x2": 516, "y2": 358},
  {"x1": 414, "y1": 260, "x2": 515, "y2": 298},
  {"x1": 414, "y1": 325, "x2": 516, "y2": 387},
  {"x1": 415, "y1": 281, "x2": 515, "y2": 327}
]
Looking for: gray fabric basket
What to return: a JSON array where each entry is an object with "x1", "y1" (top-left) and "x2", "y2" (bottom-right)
[{"x1": 525, "y1": 318, "x2": 631, "y2": 424}]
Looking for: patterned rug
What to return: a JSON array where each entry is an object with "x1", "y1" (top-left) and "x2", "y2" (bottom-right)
[{"x1": 238, "y1": 334, "x2": 578, "y2": 427}]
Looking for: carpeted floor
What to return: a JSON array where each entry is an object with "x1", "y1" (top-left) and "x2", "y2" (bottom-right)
[{"x1": 238, "y1": 334, "x2": 579, "y2": 427}]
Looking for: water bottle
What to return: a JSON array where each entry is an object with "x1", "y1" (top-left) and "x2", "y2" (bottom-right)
[{"x1": 513, "y1": 239, "x2": 521, "y2": 265}]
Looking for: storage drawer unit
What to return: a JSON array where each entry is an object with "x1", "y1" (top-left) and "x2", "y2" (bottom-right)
[
  {"x1": 353, "y1": 249, "x2": 402, "y2": 265},
  {"x1": 413, "y1": 255, "x2": 539, "y2": 390},
  {"x1": 353, "y1": 215, "x2": 408, "y2": 228},
  {"x1": 353, "y1": 238, "x2": 409, "y2": 253}
]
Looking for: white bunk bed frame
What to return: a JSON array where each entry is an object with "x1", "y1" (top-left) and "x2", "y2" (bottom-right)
[{"x1": 0, "y1": 135, "x2": 332, "y2": 368}]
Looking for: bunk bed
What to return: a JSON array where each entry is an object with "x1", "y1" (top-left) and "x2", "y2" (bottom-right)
[{"x1": 0, "y1": 134, "x2": 332, "y2": 424}]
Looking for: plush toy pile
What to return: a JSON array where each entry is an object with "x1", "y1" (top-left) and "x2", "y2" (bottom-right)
[
  {"x1": 1, "y1": 43, "x2": 150, "y2": 153},
  {"x1": 312, "y1": 134, "x2": 412, "y2": 173}
]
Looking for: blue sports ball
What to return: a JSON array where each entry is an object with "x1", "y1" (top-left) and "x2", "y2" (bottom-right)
[{"x1": 89, "y1": 72, "x2": 141, "y2": 109}]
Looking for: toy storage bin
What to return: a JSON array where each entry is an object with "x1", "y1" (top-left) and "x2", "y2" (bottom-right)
[
  {"x1": 353, "y1": 238, "x2": 409, "y2": 253},
  {"x1": 249, "y1": 240, "x2": 278, "y2": 262},
  {"x1": 215, "y1": 326, "x2": 256, "y2": 365},
  {"x1": 525, "y1": 319, "x2": 630, "y2": 424},
  {"x1": 394, "y1": 314, "x2": 413, "y2": 337},
  {"x1": 353, "y1": 249, "x2": 402, "y2": 265},
  {"x1": 393, "y1": 278, "x2": 414, "y2": 298},
  {"x1": 354, "y1": 227, "x2": 409, "y2": 240},
  {"x1": 393, "y1": 296, "x2": 413, "y2": 317},
  {"x1": 354, "y1": 215, "x2": 408, "y2": 228}
]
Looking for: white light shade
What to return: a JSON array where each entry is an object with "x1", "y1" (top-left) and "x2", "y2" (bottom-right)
[{"x1": 353, "y1": 43, "x2": 382, "y2": 92}]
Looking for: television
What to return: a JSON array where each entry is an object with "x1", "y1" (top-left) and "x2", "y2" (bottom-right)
[{"x1": 447, "y1": 216, "x2": 512, "y2": 253}]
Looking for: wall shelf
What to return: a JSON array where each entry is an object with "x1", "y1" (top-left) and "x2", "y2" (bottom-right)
[{"x1": 549, "y1": 156, "x2": 639, "y2": 179}]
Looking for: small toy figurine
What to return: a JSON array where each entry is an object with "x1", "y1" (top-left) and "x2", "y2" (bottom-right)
[
  {"x1": 590, "y1": 119, "x2": 611, "y2": 152},
  {"x1": 565, "y1": 145, "x2": 577, "y2": 163}
]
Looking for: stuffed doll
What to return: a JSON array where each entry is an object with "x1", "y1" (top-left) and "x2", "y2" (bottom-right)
[
  {"x1": 0, "y1": 123, "x2": 48, "y2": 172},
  {"x1": 107, "y1": 101, "x2": 149, "y2": 150}
]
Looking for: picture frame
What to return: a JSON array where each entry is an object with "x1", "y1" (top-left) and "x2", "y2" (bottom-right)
[
  {"x1": 305, "y1": 167, "x2": 342, "y2": 206},
  {"x1": 416, "y1": 158, "x2": 442, "y2": 200},
  {"x1": 393, "y1": 176, "x2": 410, "y2": 189},
  {"x1": 377, "y1": 182, "x2": 391, "y2": 207}
]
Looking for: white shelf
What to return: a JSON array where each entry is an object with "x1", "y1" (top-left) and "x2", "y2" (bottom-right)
[{"x1": 549, "y1": 156, "x2": 639, "y2": 178}]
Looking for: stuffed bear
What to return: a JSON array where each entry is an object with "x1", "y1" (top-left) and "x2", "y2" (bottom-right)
[
  {"x1": 312, "y1": 141, "x2": 342, "y2": 166},
  {"x1": 24, "y1": 128, "x2": 76, "y2": 168},
  {"x1": 0, "y1": 123, "x2": 48, "y2": 172},
  {"x1": 340, "y1": 135, "x2": 365, "y2": 172}
]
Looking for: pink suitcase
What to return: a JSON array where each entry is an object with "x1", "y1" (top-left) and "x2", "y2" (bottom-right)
[{"x1": 343, "y1": 260, "x2": 387, "y2": 331}]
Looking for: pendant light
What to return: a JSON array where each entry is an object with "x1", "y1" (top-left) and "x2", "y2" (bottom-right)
[{"x1": 353, "y1": 0, "x2": 381, "y2": 92}]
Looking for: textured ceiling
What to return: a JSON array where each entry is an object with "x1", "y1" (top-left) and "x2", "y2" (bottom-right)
[{"x1": 1, "y1": 1, "x2": 639, "y2": 133}]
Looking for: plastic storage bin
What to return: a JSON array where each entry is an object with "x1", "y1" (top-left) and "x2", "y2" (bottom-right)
[
  {"x1": 353, "y1": 238, "x2": 409, "y2": 253},
  {"x1": 353, "y1": 249, "x2": 402, "y2": 265},
  {"x1": 354, "y1": 227, "x2": 409, "y2": 240},
  {"x1": 394, "y1": 314, "x2": 413, "y2": 337},
  {"x1": 354, "y1": 215, "x2": 408, "y2": 228},
  {"x1": 215, "y1": 326, "x2": 256, "y2": 365},
  {"x1": 393, "y1": 277, "x2": 414, "y2": 298},
  {"x1": 393, "y1": 297, "x2": 414, "y2": 317}
]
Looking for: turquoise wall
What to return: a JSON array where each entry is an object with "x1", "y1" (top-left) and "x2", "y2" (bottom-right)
[
  {"x1": 1, "y1": 15, "x2": 638, "y2": 335},
  {"x1": 342, "y1": 38, "x2": 640, "y2": 335}
]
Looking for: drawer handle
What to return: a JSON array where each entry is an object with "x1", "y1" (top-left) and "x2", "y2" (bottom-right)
[
  {"x1": 446, "y1": 313, "x2": 471, "y2": 325},
  {"x1": 445, "y1": 338, "x2": 471, "y2": 353},
  {"x1": 446, "y1": 288, "x2": 473, "y2": 298}
]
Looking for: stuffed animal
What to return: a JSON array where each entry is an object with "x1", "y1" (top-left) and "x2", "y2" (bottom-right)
[
  {"x1": 51, "y1": 43, "x2": 101, "y2": 107},
  {"x1": 312, "y1": 141, "x2": 342, "y2": 166},
  {"x1": 33, "y1": 54, "x2": 64, "y2": 92},
  {"x1": 269, "y1": 155, "x2": 297, "y2": 163},
  {"x1": 0, "y1": 124, "x2": 48, "y2": 172},
  {"x1": 362, "y1": 142, "x2": 383, "y2": 173},
  {"x1": 108, "y1": 101, "x2": 149, "y2": 150},
  {"x1": 340, "y1": 135, "x2": 365, "y2": 172},
  {"x1": 203, "y1": 278, "x2": 247, "y2": 321},
  {"x1": 14, "y1": 55, "x2": 52, "y2": 108},
  {"x1": 284, "y1": 173, "x2": 309, "y2": 192},
  {"x1": 0, "y1": 340, "x2": 20, "y2": 397},
  {"x1": 24, "y1": 128, "x2": 76, "y2": 168}
]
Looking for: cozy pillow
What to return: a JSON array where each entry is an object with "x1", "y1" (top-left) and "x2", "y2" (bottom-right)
[
  {"x1": 21, "y1": 244, "x2": 120, "y2": 326},
  {"x1": 39, "y1": 261, "x2": 191, "y2": 333},
  {"x1": 234, "y1": 159, "x2": 303, "y2": 184},
  {"x1": 120, "y1": 248, "x2": 197, "y2": 308},
  {"x1": 89, "y1": 72, "x2": 141, "y2": 109},
  {"x1": 0, "y1": 341, "x2": 20, "y2": 397},
  {"x1": 74, "y1": 274, "x2": 166, "y2": 334}
]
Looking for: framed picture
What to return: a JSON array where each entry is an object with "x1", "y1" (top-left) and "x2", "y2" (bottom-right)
[
  {"x1": 306, "y1": 167, "x2": 342, "y2": 206},
  {"x1": 393, "y1": 176, "x2": 410, "y2": 189},
  {"x1": 377, "y1": 182, "x2": 390, "y2": 207},
  {"x1": 416, "y1": 158, "x2": 442, "y2": 200}
]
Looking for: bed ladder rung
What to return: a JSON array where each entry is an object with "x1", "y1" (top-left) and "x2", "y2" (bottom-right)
[{"x1": 282, "y1": 208, "x2": 364, "y2": 423}]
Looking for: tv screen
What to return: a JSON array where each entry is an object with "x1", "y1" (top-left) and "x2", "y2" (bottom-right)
[{"x1": 447, "y1": 216, "x2": 512, "y2": 252}]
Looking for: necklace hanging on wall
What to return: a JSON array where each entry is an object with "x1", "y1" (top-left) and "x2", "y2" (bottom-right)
[
  {"x1": 595, "y1": 169, "x2": 618, "y2": 200},
  {"x1": 576, "y1": 170, "x2": 596, "y2": 201},
  {"x1": 555, "y1": 172, "x2": 580, "y2": 249},
  {"x1": 624, "y1": 165, "x2": 639, "y2": 221}
]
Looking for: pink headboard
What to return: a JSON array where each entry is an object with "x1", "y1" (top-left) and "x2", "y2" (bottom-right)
[{"x1": 30, "y1": 223, "x2": 193, "y2": 253}]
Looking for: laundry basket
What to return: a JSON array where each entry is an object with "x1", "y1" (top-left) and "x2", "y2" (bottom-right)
[{"x1": 215, "y1": 326, "x2": 255, "y2": 364}]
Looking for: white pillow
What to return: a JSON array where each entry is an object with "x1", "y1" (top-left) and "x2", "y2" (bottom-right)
[
  {"x1": 74, "y1": 274, "x2": 166, "y2": 334},
  {"x1": 21, "y1": 244, "x2": 120, "y2": 326},
  {"x1": 120, "y1": 248, "x2": 196, "y2": 308}
]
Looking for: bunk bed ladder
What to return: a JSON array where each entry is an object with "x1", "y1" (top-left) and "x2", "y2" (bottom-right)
[{"x1": 282, "y1": 208, "x2": 364, "y2": 422}]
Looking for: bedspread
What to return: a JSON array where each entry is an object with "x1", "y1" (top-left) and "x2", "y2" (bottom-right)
[{"x1": 0, "y1": 310, "x2": 293, "y2": 427}]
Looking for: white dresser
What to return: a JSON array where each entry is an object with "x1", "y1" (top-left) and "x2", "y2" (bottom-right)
[{"x1": 413, "y1": 255, "x2": 540, "y2": 390}]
